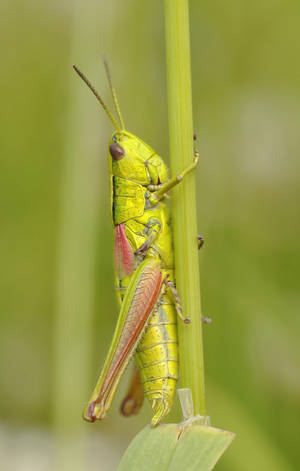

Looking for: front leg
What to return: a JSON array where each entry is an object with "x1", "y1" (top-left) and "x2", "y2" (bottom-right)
[{"x1": 149, "y1": 148, "x2": 200, "y2": 205}]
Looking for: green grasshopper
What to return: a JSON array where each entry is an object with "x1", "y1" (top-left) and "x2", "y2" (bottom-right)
[{"x1": 73, "y1": 61, "x2": 199, "y2": 426}]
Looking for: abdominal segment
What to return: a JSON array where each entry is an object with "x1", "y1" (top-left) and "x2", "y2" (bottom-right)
[{"x1": 134, "y1": 276, "x2": 178, "y2": 426}]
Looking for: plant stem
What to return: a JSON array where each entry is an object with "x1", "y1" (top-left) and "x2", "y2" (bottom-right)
[{"x1": 164, "y1": 0, "x2": 206, "y2": 416}]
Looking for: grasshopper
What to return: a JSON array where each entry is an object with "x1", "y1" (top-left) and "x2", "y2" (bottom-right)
[{"x1": 73, "y1": 61, "x2": 199, "y2": 426}]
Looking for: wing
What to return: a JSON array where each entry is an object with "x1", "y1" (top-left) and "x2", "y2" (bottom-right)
[
  {"x1": 114, "y1": 223, "x2": 135, "y2": 277},
  {"x1": 83, "y1": 258, "x2": 163, "y2": 422}
]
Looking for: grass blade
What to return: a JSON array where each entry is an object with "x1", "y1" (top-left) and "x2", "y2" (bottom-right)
[{"x1": 117, "y1": 425, "x2": 235, "y2": 471}]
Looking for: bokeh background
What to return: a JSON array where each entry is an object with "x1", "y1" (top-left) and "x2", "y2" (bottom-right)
[{"x1": 1, "y1": 1, "x2": 299, "y2": 470}]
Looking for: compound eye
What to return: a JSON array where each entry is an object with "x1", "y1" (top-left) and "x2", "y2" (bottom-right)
[{"x1": 109, "y1": 143, "x2": 125, "y2": 160}]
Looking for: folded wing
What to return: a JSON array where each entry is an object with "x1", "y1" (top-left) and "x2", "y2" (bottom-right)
[{"x1": 83, "y1": 258, "x2": 163, "y2": 422}]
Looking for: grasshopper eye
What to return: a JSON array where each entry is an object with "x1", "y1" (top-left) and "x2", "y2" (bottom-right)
[{"x1": 110, "y1": 143, "x2": 125, "y2": 160}]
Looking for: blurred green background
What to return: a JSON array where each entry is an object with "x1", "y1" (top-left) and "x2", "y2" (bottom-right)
[{"x1": 1, "y1": 1, "x2": 299, "y2": 470}]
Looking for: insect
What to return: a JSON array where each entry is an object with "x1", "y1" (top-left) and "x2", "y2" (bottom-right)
[{"x1": 73, "y1": 61, "x2": 199, "y2": 426}]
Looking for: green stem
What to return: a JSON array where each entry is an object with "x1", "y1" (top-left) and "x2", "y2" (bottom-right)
[{"x1": 164, "y1": 0, "x2": 206, "y2": 416}]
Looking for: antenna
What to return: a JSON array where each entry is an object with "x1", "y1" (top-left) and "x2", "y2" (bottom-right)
[
  {"x1": 73, "y1": 64, "x2": 120, "y2": 132},
  {"x1": 102, "y1": 56, "x2": 125, "y2": 130}
]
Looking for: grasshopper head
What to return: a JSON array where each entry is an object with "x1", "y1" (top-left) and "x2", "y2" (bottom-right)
[
  {"x1": 108, "y1": 130, "x2": 166, "y2": 186},
  {"x1": 72, "y1": 64, "x2": 168, "y2": 186}
]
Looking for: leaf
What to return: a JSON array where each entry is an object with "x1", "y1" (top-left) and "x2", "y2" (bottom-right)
[
  {"x1": 116, "y1": 424, "x2": 235, "y2": 471},
  {"x1": 116, "y1": 425, "x2": 178, "y2": 471},
  {"x1": 168, "y1": 425, "x2": 235, "y2": 471}
]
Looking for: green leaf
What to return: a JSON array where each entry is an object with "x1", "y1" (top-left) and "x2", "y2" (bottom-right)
[{"x1": 117, "y1": 424, "x2": 235, "y2": 471}]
